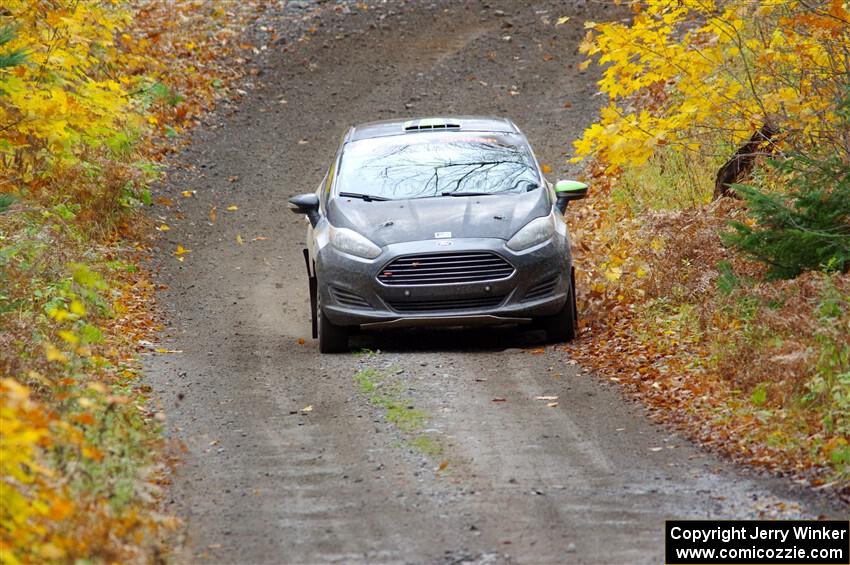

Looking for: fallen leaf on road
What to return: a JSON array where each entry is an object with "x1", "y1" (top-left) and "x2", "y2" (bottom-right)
[
  {"x1": 236, "y1": 234, "x2": 243, "y2": 245},
  {"x1": 556, "y1": 16, "x2": 570, "y2": 25},
  {"x1": 604, "y1": 265, "x2": 622, "y2": 282},
  {"x1": 174, "y1": 245, "x2": 191, "y2": 255},
  {"x1": 154, "y1": 348, "x2": 183, "y2": 353},
  {"x1": 252, "y1": 236, "x2": 268, "y2": 241},
  {"x1": 226, "y1": 205, "x2": 238, "y2": 211},
  {"x1": 297, "y1": 338, "x2": 305, "y2": 345},
  {"x1": 492, "y1": 397, "x2": 507, "y2": 402},
  {"x1": 157, "y1": 196, "x2": 174, "y2": 207},
  {"x1": 209, "y1": 206, "x2": 217, "y2": 223},
  {"x1": 181, "y1": 190, "x2": 194, "y2": 198},
  {"x1": 228, "y1": 176, "x2": 239, "y2": 183},
  {"x1": 298, "y1": 139, "x2": 309, "y2": 145},
  {"x1": 649, "y1": 447, "x2": 663, "y2": 452},
  {"x1": 547, "y1": 402, "x2": 559, "y2": 408},
  {"x1": 301, "y1": 405, "x2": 313, "y2": 413},
  {"x1": 542, "y1": 164, "x2": 552, "y2": 173},
  {"x1": 157, "y1": 224, "x2": 170, "y2": 231},
  {"x1": 209, "y1": 440, "x2": 219, "y2": 446},
  {"x1": 536, "y1": 395, "x2": 559, "y2": 401},
  {"x1": 438, "y1": 460, "x2": 449, "y2": 472}
]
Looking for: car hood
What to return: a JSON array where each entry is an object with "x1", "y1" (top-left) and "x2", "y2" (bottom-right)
[{"x1": 326, "y1": 189, "x2": 552, "y2": 247}]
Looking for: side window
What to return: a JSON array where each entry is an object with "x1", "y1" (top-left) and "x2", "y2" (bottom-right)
[
  {"x1": 320, "y1": 132, "x2": 349, "y2": 212},
  {"x1": 320, "y1": 163, "x2": 334, "y2": 213},
  {"x1": 324, "y1": 160, "x2": 335, "y2": 197},
  {"x1": 321, "y1": 145, "x2": 342, "y2": 209}
]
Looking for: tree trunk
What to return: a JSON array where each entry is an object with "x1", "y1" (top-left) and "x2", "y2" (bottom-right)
[{"x1": 713, "y1": 122, "x2": 779, "y2": 200}]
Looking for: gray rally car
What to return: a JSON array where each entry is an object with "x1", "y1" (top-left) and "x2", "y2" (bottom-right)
[{"x1": 289, "y1": 116, "x2": 588, "y2": 352}]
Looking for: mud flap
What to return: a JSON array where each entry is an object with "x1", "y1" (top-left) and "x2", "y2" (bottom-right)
[{"x1": 303, "y1": 249, "x2": 318, "y2": 339}]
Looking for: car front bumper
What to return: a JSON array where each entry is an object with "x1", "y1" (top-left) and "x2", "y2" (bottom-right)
[{"x1": 316, "y1": 235, "x2": 572, "y2": 330}]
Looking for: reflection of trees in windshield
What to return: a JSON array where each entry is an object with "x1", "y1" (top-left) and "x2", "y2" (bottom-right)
[{"x1": 339, "y1": 140, "x2": 538, "y2": 199}]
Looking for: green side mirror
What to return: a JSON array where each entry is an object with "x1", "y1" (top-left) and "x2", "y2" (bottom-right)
[
  {"x1": 555, "y1": 180, "x2": 588, "y2": 194},
  {"x1": 554, "y1": 180, "x2": 588, "y2": 213}
]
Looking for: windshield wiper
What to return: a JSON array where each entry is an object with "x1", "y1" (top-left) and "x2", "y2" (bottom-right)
[
  {"x1": 440, "y1": 181, "x2": 539, "y2": 198},
  {"x1": 440, "y1": 191, "x2": 493, "y2": 197},
  {"x1": 339, "y1": 191, "x2": 390, "y2": 202}
]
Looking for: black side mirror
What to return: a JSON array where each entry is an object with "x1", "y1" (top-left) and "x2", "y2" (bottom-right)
[
  {"x1": 554, "y1": 180, "x2": 589, "y2": 214},
  {"x1": 289, "y1": 193, "x2": 320, "y2": 227}
]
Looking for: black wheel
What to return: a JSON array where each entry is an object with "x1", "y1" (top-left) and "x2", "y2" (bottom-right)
[
  {"x1": 570, "y1": 266, "x2": 579, "y2": 331},
  {"x1": 540, "y1": 271, "x2": 577, "y2": 343},
  {"x1": 317, "y1": 291, "x2": 349, "y2": 353}
]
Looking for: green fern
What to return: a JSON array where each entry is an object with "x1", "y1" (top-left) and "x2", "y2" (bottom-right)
[
  {"x1": 0, "y1": 194, "x2": 16, "y2": 213},
  {"x1": 723, "y1": 155, "x2": 850, "y2": 279},
  {"x1": 0, "y1": 27, "x2": 26, "y2": 69}
]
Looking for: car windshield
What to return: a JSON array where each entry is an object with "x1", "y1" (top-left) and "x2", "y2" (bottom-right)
[{"x1": 336, "y1": 132, "x2": 540, "y2": 200}]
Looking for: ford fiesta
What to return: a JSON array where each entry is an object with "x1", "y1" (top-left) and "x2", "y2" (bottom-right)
[{"x1": 289, "y1": 116, "x2": 588, "y2": 353}]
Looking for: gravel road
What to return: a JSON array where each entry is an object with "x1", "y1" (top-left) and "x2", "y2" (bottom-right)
[{"x1": 145, "y1": 1, "x2": 845, "y2": 563}]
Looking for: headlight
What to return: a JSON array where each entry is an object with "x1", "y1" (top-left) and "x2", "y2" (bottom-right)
[
  {"x1": 506, "y1": 213, "x2": 556, "y2": 251},
  {"x1": 329, "y1": 226, "x2": 382, "y2": 259}
]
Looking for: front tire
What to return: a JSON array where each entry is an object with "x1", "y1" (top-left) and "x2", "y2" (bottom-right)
[
  {"x1": 317, "y1": 292, "x2": 349, "y2": 354},
  {"x1": 540, "y1": 270, "x2": 577, "y2": 343}
]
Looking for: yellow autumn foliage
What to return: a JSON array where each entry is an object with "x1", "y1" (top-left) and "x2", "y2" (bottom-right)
[
  {"x1": 0, "y1": 379, "x2": 74, "y2": 564},
  {"x1": 573, "y1": 0, "x2": 850, "y2": 168},
  {"x1": 2, "y1": 0, "x2": 267, "y2": 560},
  {"x1": 0, "y1": 1, "x2": 144, "y2": 188},
  {"x1": 0, "y1": 0, "x2": 247, "y2": 561},
  {"x1": 569, "y1": 0, "x2": 850, "y2": 486}
]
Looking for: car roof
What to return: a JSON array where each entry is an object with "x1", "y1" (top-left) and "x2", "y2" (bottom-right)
[{"x1": 347, "y1": 115, "x2": 520, "y2": 142}]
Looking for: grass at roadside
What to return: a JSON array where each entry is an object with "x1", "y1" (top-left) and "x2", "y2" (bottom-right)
[
  {"x1": 567, "y1": 0, "x2": 849, "y2": 498},
  {"x1": 1, "y1": 1, "x2": 276, "y2": 561},
  {"x1": 568, "y1": 157, "x2": 849, "y2": 496},
  {"x1": 1, "y1": 212, "x2": 168, "y2": 561}
]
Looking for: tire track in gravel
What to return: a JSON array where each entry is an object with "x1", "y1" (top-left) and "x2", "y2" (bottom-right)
[{"x1": 145, "y1": 2, "x2": 846, "y2": 563}]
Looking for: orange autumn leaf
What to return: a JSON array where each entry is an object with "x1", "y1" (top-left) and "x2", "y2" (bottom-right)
[{"x1": 74, "y1": 413, "x2": 96, "y2": 426}]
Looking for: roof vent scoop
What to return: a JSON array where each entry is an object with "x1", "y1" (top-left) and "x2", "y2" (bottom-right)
[{"x1": 403, "y1": 118, "x2": 461, "y2": 131}]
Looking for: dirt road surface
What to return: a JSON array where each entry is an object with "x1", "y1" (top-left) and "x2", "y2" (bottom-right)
[{"x1": 145, "y1": 2, "x2": 845, "y2": 563}]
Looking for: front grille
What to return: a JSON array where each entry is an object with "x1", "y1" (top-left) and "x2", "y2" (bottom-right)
[
  {"x1": 377, "y1": 252, "x2": 515, "y2": 286},
  {"x1": 331, "y1": 287, "x2": 371, "y2": 309},
  {"x1": 387, "y1": 294, "x2": 506, "y2": 313},
  {"x1": 523, "y1": 276, "x2": 559, "y2": 301}
]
